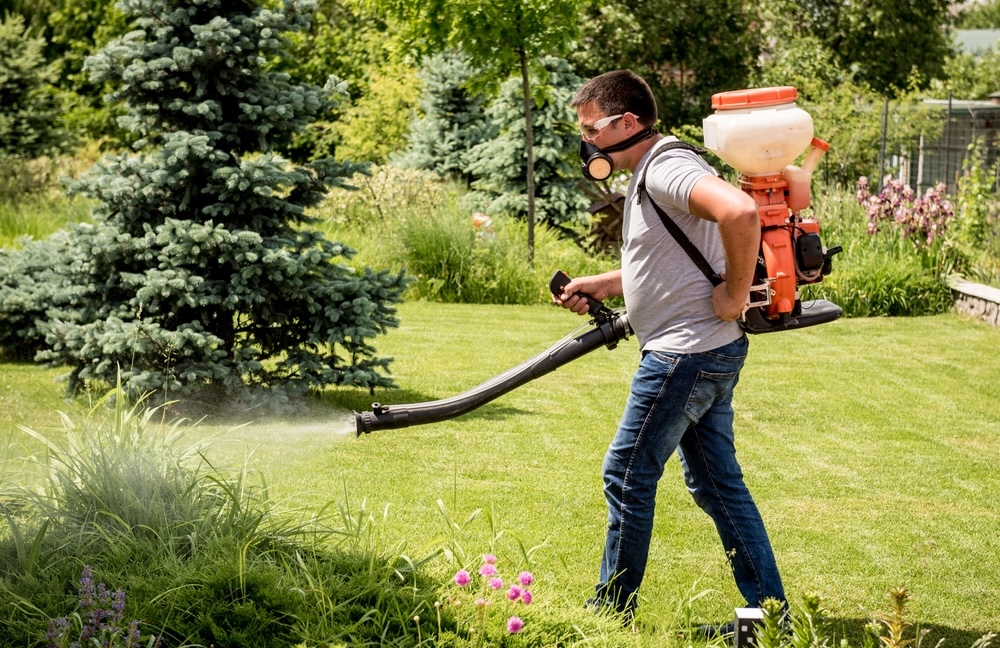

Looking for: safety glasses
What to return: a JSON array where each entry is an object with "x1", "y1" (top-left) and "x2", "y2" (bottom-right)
[{"x1": 580, "y1": 113, "x2": 624, "y2": 140}]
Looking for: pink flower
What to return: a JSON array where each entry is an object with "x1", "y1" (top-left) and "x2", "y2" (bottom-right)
[
  {"x1": 475, "y1": 597, "x2": 486, "y2": 608},
  {"x1": 517, "y1": 571, "x2": 533, "y2": 587},
  {"x1": 454, "y1": 570, "x2": 471, "y2": 587},
  {"x1": 479, "y1": 563, "x2": 497, "y2": 577},
  {"x1": 507, "y1": 616, "x2": 524, "y2": 634},
  {"x1": 483, "y1": 554, "x2": 497, "y2": 564},
  {"x1": 488, "y1": 577, "x2": 503, "y2": 590},
  {"x1": 521, "y1": 590, "x2": 533, "y2": 605},
  {"x1": 507, "y1": 585, "x2": 522, "y2": 601}
]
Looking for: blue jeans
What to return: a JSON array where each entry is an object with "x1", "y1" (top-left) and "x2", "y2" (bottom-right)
[{"x1": 596, "y1": 335, "x2": 784, "y2": 614}]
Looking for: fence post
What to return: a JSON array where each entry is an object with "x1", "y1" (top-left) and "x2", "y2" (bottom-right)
[{"x1": 877, "y1": 96, "x2": 889, "y2": 191}]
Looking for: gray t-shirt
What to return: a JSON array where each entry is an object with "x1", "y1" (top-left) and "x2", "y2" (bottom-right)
[{"x1": 621, "y1": 137, "x2": 743, "y2": 353}]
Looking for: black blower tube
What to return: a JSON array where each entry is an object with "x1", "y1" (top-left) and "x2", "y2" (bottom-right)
[{"x1": 354, "y1": 311, "x2": 631, "y2": 435}]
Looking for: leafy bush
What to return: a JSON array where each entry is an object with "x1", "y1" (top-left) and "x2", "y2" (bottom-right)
[
  {"x1": 335, "y1": 60, "x2": 421, "y2": 164},
  {"x1": 0, "y1": 389, "x2": 432, "y2": 645},
  {"x1": 317, "y1": 165, "x2": 620, "y2": 307},
  {"x1": 801, "y1": 185, "x2": 954, "y2": 317},
  {"x1": 803, "y1": 251, "x2": 954, "y2": 317},
  {"x1": 0, "y1": 390, "x2": 634, "y2": 647},
  {"x1": 951, "y1": 140, "x2": 1000, "y2": 287}
]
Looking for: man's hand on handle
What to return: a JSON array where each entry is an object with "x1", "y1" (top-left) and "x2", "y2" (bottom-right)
[{"x1": 551, "y1": 270, "x2": 623, "y2": 316}]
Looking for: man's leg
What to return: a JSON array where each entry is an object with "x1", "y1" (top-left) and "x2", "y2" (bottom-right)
[
  {"x1": 675, "y1": 343, "x2": 785, "y2": 605},
  {"x1": 596, "y1": 349, "x2": 700, "y2": 615}
]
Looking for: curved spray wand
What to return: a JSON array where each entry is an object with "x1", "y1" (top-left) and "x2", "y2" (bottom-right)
[{"x1": 353, "y1": 271, "x2": 632, "y2": 436}]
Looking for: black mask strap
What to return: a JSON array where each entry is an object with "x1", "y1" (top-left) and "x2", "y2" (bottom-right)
[{"x1": 597, "y1": 127, "x2": 657, "y2": 154}]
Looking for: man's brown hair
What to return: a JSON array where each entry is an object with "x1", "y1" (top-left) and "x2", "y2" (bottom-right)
[{"x1": 571, "y1": 69, "x2": 658, "y2": 128}]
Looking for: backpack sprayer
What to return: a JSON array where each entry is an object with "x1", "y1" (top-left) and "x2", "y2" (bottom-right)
[
  {"x1": 354, "y1": 86, "x2": 842, "y2": 435},
  {"x1": 703, "y1": 86, "x2": 842, "y2": 332}
]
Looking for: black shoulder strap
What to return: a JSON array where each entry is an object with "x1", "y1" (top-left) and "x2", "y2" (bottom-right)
[{"x1": 636, "y1": 141, "x2": 723, "y2": 287}]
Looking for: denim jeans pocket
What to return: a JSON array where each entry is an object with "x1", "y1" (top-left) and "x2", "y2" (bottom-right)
[
  {"x1": 645, "y1": 349, "x2": 679, "y2": 370},
  {"x1": 683, "y1": 369, "x2": 741, "y2": 420}
]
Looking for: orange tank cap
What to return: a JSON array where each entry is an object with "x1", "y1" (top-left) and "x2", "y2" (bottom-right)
[
  {"x1": 810, "y1": 137, "x2": 831, "y2": 151},
  {"x1": 711, "y1": 86, "x2": 798, "y2": 110}
]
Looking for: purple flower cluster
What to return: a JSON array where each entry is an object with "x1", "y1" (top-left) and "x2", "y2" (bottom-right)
[
  {"x1": 452, "y1": 554, "x2": 535, "y2": 635},
  {"x1": 857, "y1": 175, "x2": 954, "y2": 248},
  {"x1": 46, "y1": 566, "x2": 143, "y2": 648}
]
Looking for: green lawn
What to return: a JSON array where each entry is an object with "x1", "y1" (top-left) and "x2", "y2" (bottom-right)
[{"x1": 2, "y1": 303, "x2": 998, "y2": 645}]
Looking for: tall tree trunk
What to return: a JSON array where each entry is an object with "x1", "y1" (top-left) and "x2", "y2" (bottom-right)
[{"x1": 519, "y1": 48, "x2": 535, "y2": 263}]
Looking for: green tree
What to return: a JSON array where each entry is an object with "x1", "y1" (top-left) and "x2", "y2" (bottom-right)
[
  {"x1": 281, "y1": 0, "x2": 400, "y2": 161},
  {"x1": 570, "y1": 0, "x2": 761, "y2": 130},
  {"x1": 780, "y1": 0, "x2": 953, "y2": 97},
  {"x1": 0, "y1": 13, "x2": 65, "y2": 158},
  {"x1": 752, "y1": 5, "x2": 940, "y2": 185},
  {"x1": 0, "y1": 0, "x2": 408, "y2": 405},
  {"x1": 464, "y1": 57, "x2": 589, "y2": 232},
  {"x1": 0, "y1": 0, "x2": 129, "y2": 141},
  {"x1": 381, "y1": 0, "x2": 583, "y2": 260},
  {"x1": 44, "y1": 0, "x2": 128, "y2": 140},
  {"x1": 336, "y1": 60, "x2": 420, "y2": 164},
  {"x1": 931, "y1": 44, "x2": 1000, "y2": 100},
  {"x1": 395, "y1": 51, "x2": 493, "y2": 182},
  {"x1": 957, "y1": 0, "x2": 1000, "y2": 28}
]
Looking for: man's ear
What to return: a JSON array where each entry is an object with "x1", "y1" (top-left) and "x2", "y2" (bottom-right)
[{"x1": 622, "y1": 112, "x2": 641, "y2": 132}]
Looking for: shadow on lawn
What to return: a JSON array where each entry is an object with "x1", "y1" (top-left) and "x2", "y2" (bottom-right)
[{"x1": 827, "y1": 617, "x2": 996, "y2": 648}]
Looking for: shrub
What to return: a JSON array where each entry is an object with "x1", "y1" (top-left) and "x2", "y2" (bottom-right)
[
  {"x1": 316, "y1": 165, "x2": 620, "y2": 307},
  {"x1": 335, "y1": 60, "x2": 421, "y2": 165},
  {"x1": 951, "y1": 139, "x2": 1000, "y2": 287},
  {"x1": 802, "y1": 250, "x2": 954, "y2": 317},
  {"x1": 801, "y1": 184, "x2": 954, "y2": 317},
  {"x1": 0, "y1": 389, "x2": 444, "y2": 646}
]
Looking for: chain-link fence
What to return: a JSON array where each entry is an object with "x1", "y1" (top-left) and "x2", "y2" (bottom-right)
[{"x1": 893, "y1": 98, "x2": 1000, "y2": 194}]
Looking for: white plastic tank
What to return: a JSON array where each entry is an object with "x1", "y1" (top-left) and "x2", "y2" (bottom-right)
[{"x1": 702, "y1": 86, "x2": 814, "y2": 176}]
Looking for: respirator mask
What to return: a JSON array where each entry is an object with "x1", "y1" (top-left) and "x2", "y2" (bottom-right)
[{"x1": 579, "y1": 127, "x2": 656, "y2": 181}]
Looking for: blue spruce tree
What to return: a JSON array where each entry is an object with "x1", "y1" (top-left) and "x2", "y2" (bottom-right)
[
  {"x1": 395, "y1": 51, "x2": 492, "y2": 182},
  {"x1": 463, "y1": 57, "x2": 590, "y2": 233},
  {"x1": 1, "y1": 0, "x2": 408, "y2": 405}
]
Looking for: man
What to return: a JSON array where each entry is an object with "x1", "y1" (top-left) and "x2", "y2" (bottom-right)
[{"x1": 555, "y1": 69, "x2": 785, "y2": 624}]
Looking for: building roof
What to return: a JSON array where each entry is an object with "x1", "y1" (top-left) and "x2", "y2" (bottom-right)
[
  {"x1": 923, "y1": 98, "x2": 1000, "y2": 111},
  {"x1": 954, "y1": 29, "x2": 1000, "y2": 54}
]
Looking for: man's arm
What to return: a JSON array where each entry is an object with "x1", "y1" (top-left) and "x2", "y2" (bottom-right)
[
  {"x1": 552, "y1": 269, "x2": 623, "y2": 316},
  {"x1": 688, "y1": 175, "x2": 760, "y2": 322}
]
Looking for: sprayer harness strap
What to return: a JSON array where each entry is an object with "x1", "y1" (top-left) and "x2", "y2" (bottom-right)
[{"x1": 636, "y1": 141, "x2": 723, "y2": 288}]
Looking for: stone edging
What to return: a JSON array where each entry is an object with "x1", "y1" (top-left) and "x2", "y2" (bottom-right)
[{"x1": 950, "y1": 279, "x2": 1000, "y2": 326}]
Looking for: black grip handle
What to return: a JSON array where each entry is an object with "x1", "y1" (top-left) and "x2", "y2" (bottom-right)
[{"x1": 550, "y1": 270, "x2": 609, "y2": 317}]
